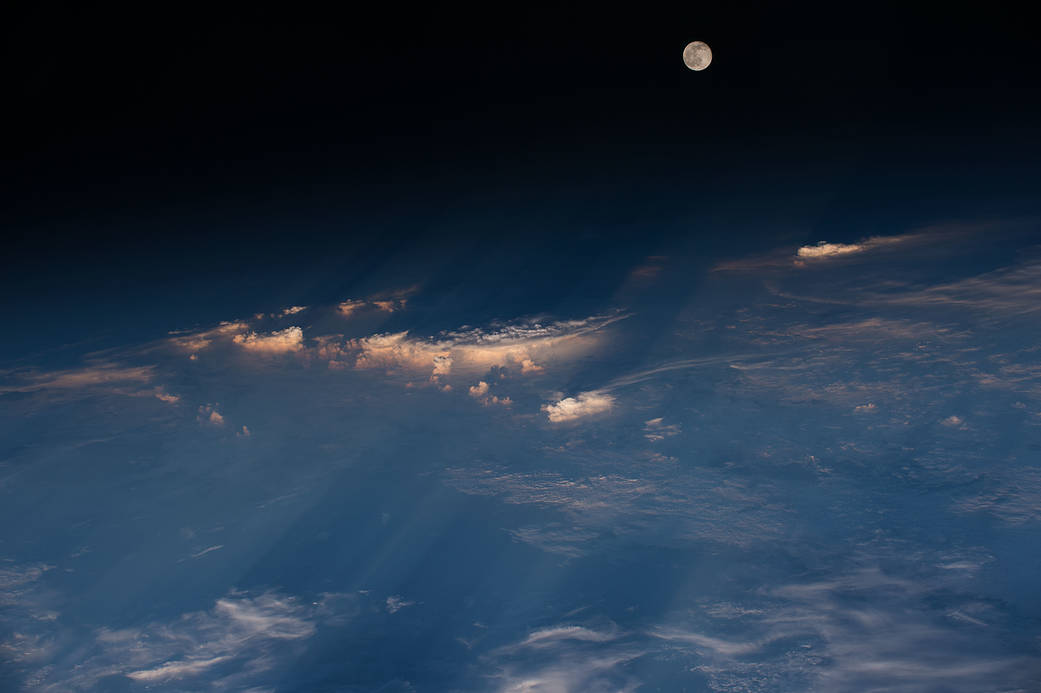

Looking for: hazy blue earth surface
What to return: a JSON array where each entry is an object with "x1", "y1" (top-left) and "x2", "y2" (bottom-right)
[{"x1": 2, "y1": 227, "x2": 1041, "y2": 692}]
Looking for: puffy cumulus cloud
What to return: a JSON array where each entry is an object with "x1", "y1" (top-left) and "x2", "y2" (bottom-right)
[
  {"x1": 233, "y1": 327, "x2": 304, "y2": 354},
  {"x1": 0, "y1": 363, "x2": 154, "y2": 394},
  {"x1": 279, "y1": 305, "x2": 307, "y2": 317},
  {"x1": 519, "y1": 358, "x2": 544, "y2": 374},
  {"x1": 198, "y1": 405, "x2": 224, "y2": 426},
  {"x1": 0, "y1": 563, "x2": 53, "y2": 594},
  {"x1": 543, "y1": 391, "x2": 614, "y2": 423},
  {"x1": 469, "y1": 380, "x2": 512, "y2": 407}
]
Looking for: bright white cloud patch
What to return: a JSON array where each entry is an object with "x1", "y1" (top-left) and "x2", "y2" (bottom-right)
[
  {"x1": 543, "y1": 391, "x2": 614, "y2": 422},
  {"x1": 233, "y1": 327, "x2": 304, "y2": 354}
]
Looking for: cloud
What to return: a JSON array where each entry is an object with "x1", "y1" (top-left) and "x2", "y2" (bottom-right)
[
  {"x1": 154, "y1": 389, "x2": 180, "y2": 403},
  {"x1": 279, "y1": 305, "x2": 307, "y2": 317},
  {"x1": 198, "y1": 405, "x2": 224, "y2": 426},
  {"x1": 520, "y1": 625, "x2": 622, "y2": 648},
  {"x1": 343, "y1": 313, "x2": 624, "y2": 381},
  {"x1": 0, "y1": 364, "x2": 154, "y2": 394},
  {"x1": 795, "y1": 235, "x2": 910, "y2": 260},
  {"x1": 190, "y1": 545, "x2": 224, "y2": 559},
  {"x1": 713, "y1": 230, "x2": 937, "y2": 272},
  {"x1": 954, "y1": 467, "x2": 1041, "y2": 525},
  {"x1": 488, "y1": 621, "x2": 643, "y2": 693},
  {"x1": 8, "y1": 590, "x2": 358, "y2": 691},
  {"x1": 337, "y1": 299, "x2": 366, "y2": 317},
  {"x1": 878, "y1": 260, "x2": 1041, "y2": 316},
  {"x1": 337, "y1": 287, "x2": 415, "y2": 317},
  {"x1": 169, "y1": 321, "x2": 250, "y2": 353},
  {"x1": 542, "y1": 391, "x2": 614, "y2": 422},
  {"x1": 519, "y1": 358, "x2": 543, "y2": 374},
  {"x1": 233, "y1": 326, "x2": 304, "y2": 354},
  {"x1": 385, "y1": 596, "x2": 415, "y2": 614},
  {"x1": 940, "y1": 415, "x2": 965, "y2": 428},
  {"x1": 444, "y1": 467, "x2": 786, "y2": 555},
  {"x1": 108, "y1": 591, "x2": 320, "y2": 688},
  {"x1": 647, "y1": 560, "x2": 1040, "y2": 693},
  {"x1": 643, "y1": 417, "x2": 680, "y2": 441},
  {"x1": 0, "y1": 563, "x2": 53, "y2": 593},
  {"x1": 468, "y1": 380, "x2": 512, "y2": 407}
]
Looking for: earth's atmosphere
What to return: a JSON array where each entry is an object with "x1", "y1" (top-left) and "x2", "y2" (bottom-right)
[{"x1": 3, "y1": 227, "x2": 1041, "y2": 691}]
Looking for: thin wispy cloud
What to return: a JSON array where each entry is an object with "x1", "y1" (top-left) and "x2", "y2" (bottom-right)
[
  {"x1": 488, "y1": 621, "x2": 643, "y2": 693},
  {"x1": 643, "y1": 417, "x2": 681, "y2": 441},
  {"x1": 0, "y1": 364, "x2": 154, "y2": 394},
  {"x1": 6, "y1": 590, "x2": 351, "y2": 691}
]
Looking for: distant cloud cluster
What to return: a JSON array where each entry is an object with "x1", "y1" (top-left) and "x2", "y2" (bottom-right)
[
  {"x1": 232, "y1": 326, "x2": 304, "y2": 353},
  {"x1": 543, "y1": 391, "x2": 614, "y2": 422}
]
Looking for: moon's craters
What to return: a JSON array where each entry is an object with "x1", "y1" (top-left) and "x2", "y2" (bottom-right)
[{"x1": 683, "y1": 41, "x2": 712, "y2": 71}]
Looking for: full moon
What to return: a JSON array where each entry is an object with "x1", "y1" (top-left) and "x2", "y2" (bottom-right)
[{"x1": 682, "y1": 41, "x2": 712, "y2": 71}]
